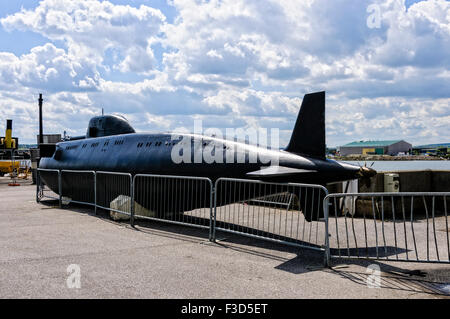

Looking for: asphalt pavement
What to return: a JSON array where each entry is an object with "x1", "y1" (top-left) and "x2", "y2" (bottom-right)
[{"x1": 0, "y1": 178, "x2": 448, "y2": 299}]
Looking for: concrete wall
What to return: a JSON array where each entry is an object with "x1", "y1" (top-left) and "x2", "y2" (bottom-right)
[
  {"x1": 430, "y1": 171, "x2": 450, "y2": 192},
  {"x1": 350, "y1": 170, "x2": 450, "y2": 193}
]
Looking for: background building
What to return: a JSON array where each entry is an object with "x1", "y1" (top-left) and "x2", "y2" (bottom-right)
[
  {"x1": 338, "y1": 140, "x2": 412, "y2": 156},
  {"x1": 412, "y1": 143, "x2": 450, "y2": 156}
]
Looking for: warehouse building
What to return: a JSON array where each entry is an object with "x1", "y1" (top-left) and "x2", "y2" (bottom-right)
[
  {"x1": 412, "y1": 143, "x2": 450, "y2": 156},
  {"x1": 338, "y1": 140, "x2": 412, "y2": 156}
]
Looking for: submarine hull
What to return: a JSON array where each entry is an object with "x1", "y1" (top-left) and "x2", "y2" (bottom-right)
[
  {"x1": 37, "y1": 92, "x2": 372, "y2": 222},
  {"x1": 40, "y1": 169, "x2": 327, "y2": 221}
]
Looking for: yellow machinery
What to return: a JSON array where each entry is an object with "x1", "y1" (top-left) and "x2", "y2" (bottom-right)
[
  {"x1": 0, "y1": 160, "x2": 20, "y2": 174},
  {"x1": 5, "y1": 119, "x2": 12, "y2": 148},
  {"x1": 1, "y1": 119, "x2": 15, "y2": 175},
  {"x1": 0, "y1": 119, "x2": 25, "y2": 183}
]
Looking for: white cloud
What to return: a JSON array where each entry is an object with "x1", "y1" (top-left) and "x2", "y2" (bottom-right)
[
  {"x1": 0, "y1": 0, "x2": 448, "y2": 147},
  {"x1": 1, "y1": 0, "x2": 166, "y2": 73},
  {"x1": 0, "y1": 43, "x2": 100, "y2": 92},
  {"x1": 374, "y1": 0, "x2": 450, "y2": 68}
]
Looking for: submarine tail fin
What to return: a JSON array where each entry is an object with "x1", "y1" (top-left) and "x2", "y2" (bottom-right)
[{"x1": 285, "y1": 91, "x2": 325, "y2": 158}]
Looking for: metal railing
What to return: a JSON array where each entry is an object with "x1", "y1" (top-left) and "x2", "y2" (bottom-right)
[
  {"x1": 60, "y1": 170, "x2": 96, "y2": 208},
  {"x1": 96, "y1": 171, "x2": 132, "y2": 219},
  {"x1": 35, "y1": 169, "x2": 450, "y2": 267},
  {"x1": 213, "y1": 178, "x2": 329, "y2": 252},
  {"x1": 36, "y1": 168, "x2": 61, "y2": 204},
  {"x1": 132, "y1": 174, "x2": 214, "y2": 238},
  {"x1": 37, "y1": 169, "x2": 133, "y2": 218},
  {"x1": 324, "y1": 192, "x2": 450, "y2": 265}
]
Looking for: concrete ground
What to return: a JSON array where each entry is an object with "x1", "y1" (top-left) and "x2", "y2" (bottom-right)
[{"x1": 0, "y1": 177, "x2": 449, "y2": 299}]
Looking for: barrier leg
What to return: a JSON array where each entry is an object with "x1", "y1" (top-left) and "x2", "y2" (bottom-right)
[
  {"x1": 130, "y1": 177, "x2": 135, "y2": 227},
  {"x1": 323, "y1": 198, "x2": 331, "y2": 267},
  {"x1": 36, "y1": 170, "x2": 40, "y2": 203},
  {"x1": 58, "y1": 170, "x2": 62, "y2": 208},
  {"x1": 209, "y1": 187, "x2": 214, "y2": 241},
  {"x1": 94, "y1": 172, "x2": 97, "y2": 215},
  {"x1": 211, "y1": 186, "x2": 217, "y2": 242}
]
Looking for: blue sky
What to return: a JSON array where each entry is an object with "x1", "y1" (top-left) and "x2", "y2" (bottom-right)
[{"x1": 0, "y1": 0, "x2": 448, "y2": 147}]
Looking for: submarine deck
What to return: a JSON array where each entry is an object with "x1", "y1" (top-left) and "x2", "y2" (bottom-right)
[{"x1": 0, "y1": 177, "x2": 449, "y2": 299}]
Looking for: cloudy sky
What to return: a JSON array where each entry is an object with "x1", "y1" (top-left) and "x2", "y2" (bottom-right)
[{"x1": 0, "y1": 0, "x2": 448, "y2": 147}]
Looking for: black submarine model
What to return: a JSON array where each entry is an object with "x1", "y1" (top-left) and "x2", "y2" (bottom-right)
[{"x1": 39, "y1": 91, "x2": 376, "y2": 220}]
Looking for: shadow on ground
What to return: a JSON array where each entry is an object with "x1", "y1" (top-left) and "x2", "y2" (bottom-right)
[
  {"x1": 328, "y1": 258, "x2": 450, "y2": 297},
  {"x1": 38, "y1": 198, "x2": 327, "y2": 274},
  {"x1": 38, "y1": 198, "x2": 450, "y2": 297}
]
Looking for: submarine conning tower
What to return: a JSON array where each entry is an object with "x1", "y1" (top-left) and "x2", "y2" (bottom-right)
[{"x1": 86, "y1": 115, "x2": 135, "y2": 138}]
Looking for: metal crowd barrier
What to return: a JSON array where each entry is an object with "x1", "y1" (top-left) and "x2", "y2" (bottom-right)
[
  {"x1": 323, "y1": 192, "x2": 450, "y2": 265},
  {"x1": 96, "y1": 171, "x2": 133, "y2": 218},
  {"x1": 132, "y1": 174, "x2": 214, "y2": 238},
  {"x1": 35, "y1": 170, "x2": 450, "y2": 267},
  {"x1": 36, "y1": 168, "x2": 61, "y2": 204},
  {"x1": 60, "y1": 170, "x2": 96, "y2": 208},
  {"x1": 213, "y1": 178, "x2": 329, "y2": 252},
  {"x1": 37, "y1": 169, "x2": 133, "y2": 218}
]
